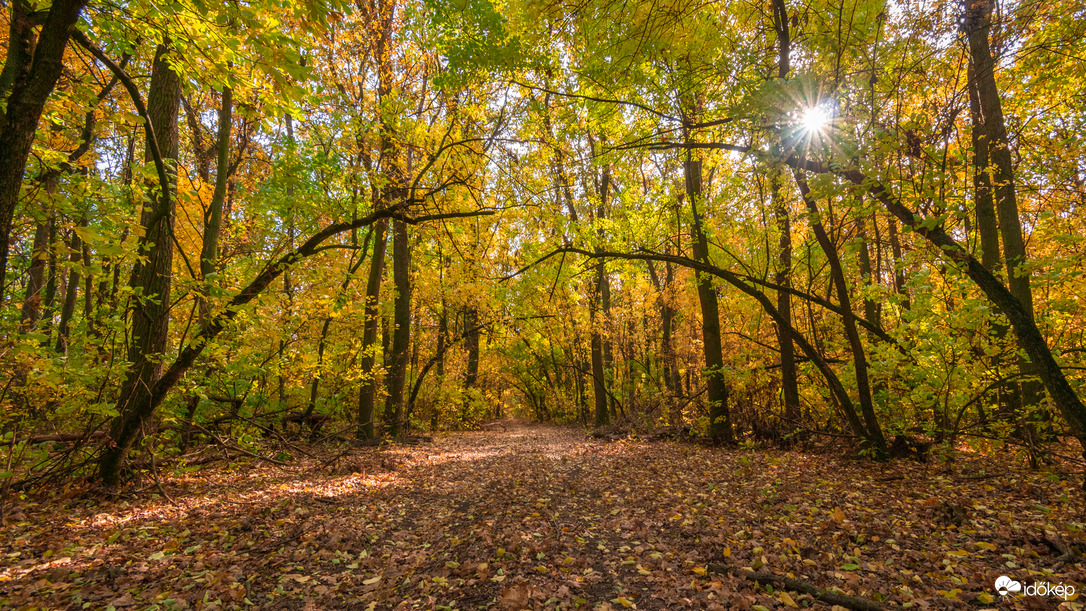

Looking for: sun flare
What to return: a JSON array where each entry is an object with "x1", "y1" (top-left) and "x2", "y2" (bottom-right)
[{"x1": 801, "y1": 105, "x2": 832, "y2": 132}]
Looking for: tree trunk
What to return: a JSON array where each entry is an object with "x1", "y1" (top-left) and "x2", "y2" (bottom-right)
[
  {"x1": 663, "y1": 262, "x2": 681, "y2": 417},
  {"x1": 0, "y1": 0, "x2": 38, "y2": 100},
  {"x1": 0, "y1": 0, "x2": 86, "y2": 304},
  {"x1": 307, "y1": 317, "x2": 333, "y2": 420},
  {"x1": 968, "y1": 57, "x2": 1008, "y2": 412},
  {"x1": 601, "y1": 270, "x2": 617, "y2": 421},
  {"x1": 431, "y1": 307, "x2": 447, "y2": 430},
  {"x1": 590, "y1": 167, "x2": 614, "y2": 427},
  {"x1": 381, "y1": 315, "x2": 392, "y2": 366},
  {"x1": 462, "y1": 306, "x2": 480, "y2": 420},
  {"x1": 647, "y1": 258, "x2": 681, "y2": 425},
  {"x1": 81, "y1": 236, "x2": 93, "y2": 322},
  {"x1": 278, "y1": 116, "x2": 295, "y2": 409},
  {"x1": 278, "y1": 217, "x2": 294, "y2": 409},
  {"x1": 964, "y1": 0, "x2": 1044, "y2": 424},
  {"x1": 886, "y1": 216, "x2": 910, "y2": 308},
  {"x1": 384, "y1": 219, "x2": 412, "y2": 436},
  {"x1": 42, "y1": 215, "x2": 58, "y2": 335},
  {"x1": 198, "y1": 86, "x2": 232, "y2": 288},
  {"x1": 793, "y1": 171, "x2": 887, "y2": 457},
  {"x1": 436, "y1": 309, "x2": 447, "y2": 380},
  {"x1": 99, "y1": 42, "x2": 182, "y2": 486},
  {"x1": 357, "y1": 0, "x2": 400, "y2": 437},
  {"x1": 576, "y1": 359, "x2": 589, "y2": 424},
  {"x1": 357, "y1": 219, "x2": 389, "y2": 439},
  {"x1": 771, "y1": 169, "x2": 801, "y2": 425},
  {"x1": 591, "y1": 316, "x2": 608, "y2": 427},
  {"x1": 686, "y1": 156, "x2": 734, "y2": 443},
  {"x1": 769, "y1": 0, "x2": 800, "y2": 428},
  {"x1": 19, "y1": 216, "x2": 49, "y2": 327},
  {"x1": 964, "y1": 0, "x2": 1032, "y2": 319},
  {"x1": 967, "y1": 63, "x2": 1001, "y2": 273},
  {"x1": 855, "y1": 212, "x2": 881, "y2": 329},
  {"x1": 410, "y1": 300, "x2": 421, "y2": 371},
  {"x1": 55, "y1": 227, "x2": 82, "y2": 354}
]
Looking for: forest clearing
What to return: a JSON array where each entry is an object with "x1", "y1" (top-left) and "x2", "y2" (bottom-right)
[{"x1": 2, "y1": 422, "x2": 1084, "y2": 610}]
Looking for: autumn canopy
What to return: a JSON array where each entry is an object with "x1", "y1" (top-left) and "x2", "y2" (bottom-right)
[{"x1": 1, "y1": 0, "x2": 1085, "y2": 490}]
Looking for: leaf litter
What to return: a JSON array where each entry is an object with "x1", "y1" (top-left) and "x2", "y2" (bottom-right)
[{"x1": 1, "y1": 422, "x2": 1084, "y2": 609}]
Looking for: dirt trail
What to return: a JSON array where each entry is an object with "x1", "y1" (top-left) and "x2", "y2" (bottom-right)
[{"x1": 1, "y1": 423, "x2": 1083, "y2": 609}]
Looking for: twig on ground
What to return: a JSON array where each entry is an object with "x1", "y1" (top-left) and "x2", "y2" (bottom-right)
[
  {"x1": 707, "y1": 561, "x2": 885, "y2": 611},
  {"x1": 953, "y1": 472, "x2": 1003, "y2": 482},
  {"x1": 315, "y1": 448, "x2": 354, "y2": 472}
]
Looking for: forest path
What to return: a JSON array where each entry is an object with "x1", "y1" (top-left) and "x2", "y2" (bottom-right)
[{"x1": 2, "y1": 423, "x2": 1084, "y2": 609}]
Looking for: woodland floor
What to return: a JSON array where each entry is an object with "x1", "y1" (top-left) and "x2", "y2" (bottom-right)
[{"x1": 1, "y1": 422, "x2": 1085, "y2": 610}]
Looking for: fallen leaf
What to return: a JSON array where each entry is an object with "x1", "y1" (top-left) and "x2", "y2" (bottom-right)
[
  {"x1": 108, "y1": 593, "x2": 137, "y2": 608},
  {"x1": 499, "y1": 584, "x2": 529, "y2": 609}
]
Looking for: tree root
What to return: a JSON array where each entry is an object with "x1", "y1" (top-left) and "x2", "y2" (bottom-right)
[{"x1": 707, "y1": 561, "x2": 885, "y2": 611}]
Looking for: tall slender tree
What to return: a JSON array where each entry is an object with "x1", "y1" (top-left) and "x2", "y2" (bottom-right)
[
  {"x1": 100, "y1": 42, "x2": 183, "y2": 486},
  {"x1": 684, "y1": 152, "x2": 734, "y2": 443}
]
